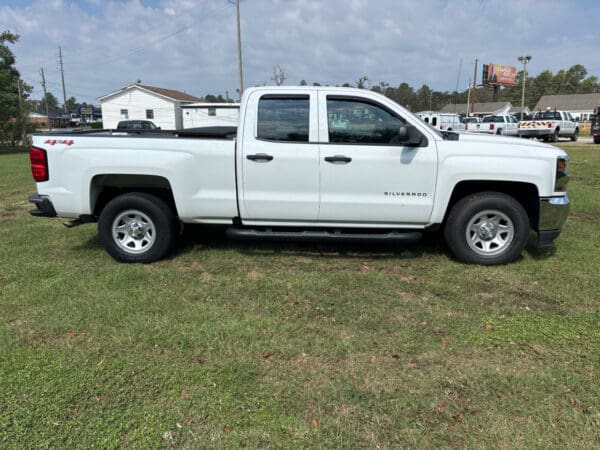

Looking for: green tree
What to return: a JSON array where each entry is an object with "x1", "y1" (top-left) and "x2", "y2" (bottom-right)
[
  {"x1": 203, "y1": 94, "x2": 227, "y2": 103},
  {"x1": 41, "y1": 92, "x2": 60, "y2": 113},
  {"x1": 356, "y1": 76, "x2": 369, "y2": 89},
  {"x1": 64, "y1": 96, "x2": 79, "y2": 112},
  {"x1": 0, "y1": 30, "x2": 32, "y2": 147}
]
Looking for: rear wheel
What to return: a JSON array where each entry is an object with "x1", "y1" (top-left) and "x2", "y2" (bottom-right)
[
  {"x1": 98, "y1": 192, "x2": 177, "y2": 263},
  {"x1": 444, "y1": 192, "x2": 530, "y2": 265},
  {"x1": 594, "y1": 136, "x2": 600, "y2": 144},
  {"x1": 550, "y1": 128, "x2": 559, "y2": 142}
]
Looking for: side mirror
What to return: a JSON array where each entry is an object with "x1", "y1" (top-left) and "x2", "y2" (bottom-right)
[{"x1": 397, "y1": 125, "x2": 424, "y2": 146}]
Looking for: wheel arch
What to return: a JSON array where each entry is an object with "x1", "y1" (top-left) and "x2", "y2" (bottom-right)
[
  {"x1": 90, "y1": 174, "x2": 178, "y2": 217},
  {"x1": 442, "y1": 180, "x2": 539, "y2": 229}
]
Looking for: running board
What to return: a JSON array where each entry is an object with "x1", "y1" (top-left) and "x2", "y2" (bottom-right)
[{"x1": 225, "y1": 227, "x2": 422, "y2": 244}]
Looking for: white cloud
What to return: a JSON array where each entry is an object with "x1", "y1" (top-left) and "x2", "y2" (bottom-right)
[{"x1": 1, "y1": 0, "x2": 598, "y2": 104}]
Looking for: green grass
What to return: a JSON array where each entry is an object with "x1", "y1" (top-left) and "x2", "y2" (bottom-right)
[{"x1": 1, "y1": 144, "x2": 599, "y2": 448}]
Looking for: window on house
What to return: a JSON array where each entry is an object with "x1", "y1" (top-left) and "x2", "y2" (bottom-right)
[
  {"x1": 120, "y1": 109, "x2": 128, "y2": 119},
  {"x1": 146, "y1": 109, "x2": 154, "y2": 119},
  {"x1": 208, "y1": 107, "x2": 216, "y2": 116}
]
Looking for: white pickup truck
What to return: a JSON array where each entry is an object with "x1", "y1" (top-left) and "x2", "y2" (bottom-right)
[
  {"x1": 518, "y1": 110, "x2": 579, "y2": 142},
  {"x1": 28, "y1": 86, "x2": 570, "y2": 265},
  {"x1": 470, "y1": 114, "x2": 519, "y2": 136}
]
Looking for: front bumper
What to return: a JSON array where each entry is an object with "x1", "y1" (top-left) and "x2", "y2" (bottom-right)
[
  {"x1": 537, "y1": 195, "x2": 569, "y2": 248},
  {"x1": 28, "y1": 194, "x2": 57, "y2": 218}
]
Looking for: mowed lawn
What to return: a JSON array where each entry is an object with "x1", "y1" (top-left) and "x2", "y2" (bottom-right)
[{"x1": 0, "y1": 144, "x2": 598, "y2": 449}]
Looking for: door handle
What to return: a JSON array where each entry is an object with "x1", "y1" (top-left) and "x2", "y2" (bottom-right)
[
  {"x1": 324, "y1": 155, "x2": 352, "y2": 164},
  {"x1": 246, "y1": 153, "x2": 274, "y2": 162}
]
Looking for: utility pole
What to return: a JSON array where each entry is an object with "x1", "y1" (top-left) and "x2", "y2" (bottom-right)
[
  {"x1": 236, "y1": 0, "x2": 244, "y2": 99},
  {"x1": 518, "y1": 55, "x2": 532, "y2": 121},
  {"x1": 40, "y1": 68, "x2": 49, "y2": 117},
  {"x1": 58, "y1": 46, "x2": 67, "y2": 112},
  {"x1": 466, "y1": 79, "x2": 472, "y2": 115},
  {"x1": 470, "y1": 59, "x2": 478, "y2": 116}
]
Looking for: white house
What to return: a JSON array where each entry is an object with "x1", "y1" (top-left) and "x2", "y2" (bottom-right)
[
  {"x1": 181, "y1": 103, "x2": 240, "y2": 129},
  {"x1": 98, "y1": 84, "x2": 203, "y2": 129}
]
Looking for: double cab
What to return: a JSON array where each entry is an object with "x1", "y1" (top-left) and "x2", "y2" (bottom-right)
[{"x1": 29, "y1": 87, "x2": 570, "y2": 265}]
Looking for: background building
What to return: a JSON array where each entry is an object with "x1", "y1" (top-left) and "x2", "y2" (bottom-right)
[
  {"x1": 98, "y1": 83, "x2": 203, "y2": 129},
  {"x1": 534, "y1": 93, "x2": 600, "y2": 121},
  {"x1": 181, "y1": 103, "x2": 239, "y2": 129}
]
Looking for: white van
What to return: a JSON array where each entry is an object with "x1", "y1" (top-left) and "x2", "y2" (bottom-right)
[{"x1": 416, "y1": 111, "x2": 465, "y2": 132}]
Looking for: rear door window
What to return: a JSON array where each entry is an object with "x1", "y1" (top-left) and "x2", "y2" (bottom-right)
[{"x1": 257, "y1": 96, "x2": 309, "y2": 142}]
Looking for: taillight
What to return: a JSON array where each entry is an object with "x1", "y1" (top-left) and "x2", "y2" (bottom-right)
[
  {"x1": 548, "y1": 123, "x2": 552, "y2": 128},
  {"x1": 30, "y1": 147, "x2": 49, "y2": 182},
  {"x1": 490, "y1": 123, "x2": 495, "y2": 130}
]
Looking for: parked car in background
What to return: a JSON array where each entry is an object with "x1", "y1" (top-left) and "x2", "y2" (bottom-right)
[
  {"x1": 463, "y1": 116, "x2": 482, "y2": 132},
  {"x1": 416, "y1": 112, "x2": 465, "y2": 132},
  {"x1": 471, "y1": 114, "x2": 519, "y2": 136},
  {"x1": 592, "y1": 107, "x2": 600, "y2": 144},
  {"x1": 517, "y1": 110, "x2": 578, "y2": 142},
  {"x1": 116, "y1": 120, "x2": 160, "y2": 131}
]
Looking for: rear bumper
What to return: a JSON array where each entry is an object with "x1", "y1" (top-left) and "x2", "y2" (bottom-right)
[
  {"x1": 519, "y1": 129, "x2": 550, "y2": 137},
  {"x1": 536, "y1": 195, "x2": 569, "y2": 248},
  {"x1": 28, "y1": 194, "x2": 57, "y2": 218}
]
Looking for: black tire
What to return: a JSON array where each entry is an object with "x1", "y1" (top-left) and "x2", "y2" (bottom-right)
[
  {"x1": 444, "y1": 192, "x2": 530, "y2": 265},
  {"x1": 496, "y1": 128, "x2": 503, "y2": 135},
  {"x1": 570, "y1": 128, "x2": 578, "y2": 142},
  {"x1": 98, "y1": 192, "x2": 177, "y2": 263},
  {"x1": 594, "y1": 136, "x2": 600, "y2": 145},
  {"x1": 550, "y1": 128, "x2": 559, "y2": 142}
]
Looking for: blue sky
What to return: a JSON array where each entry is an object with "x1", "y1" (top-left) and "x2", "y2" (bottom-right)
[{"x1": 1, "y1": 0, "x2": 599, "y2": 104}]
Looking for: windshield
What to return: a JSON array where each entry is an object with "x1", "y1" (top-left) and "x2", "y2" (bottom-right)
[
  {"x1": 533, "y1": 111, "x2": 561, "y2": 120},
  {"x1": 482, "y1": 115, "x2": 505, "y2": 123}
]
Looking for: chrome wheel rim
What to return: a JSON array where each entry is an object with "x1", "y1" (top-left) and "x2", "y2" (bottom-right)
[
  {"x1": 112, "y1": 209, "x2": 155, "y2": 254},
  {"x1": 465, "y1": 209, "x2": 514, "y2": 256}
]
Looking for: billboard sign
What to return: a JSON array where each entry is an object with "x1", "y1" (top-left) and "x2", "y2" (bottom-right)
[{"x1": 482, "y1": 64, "x2": 517, "y2": 86}]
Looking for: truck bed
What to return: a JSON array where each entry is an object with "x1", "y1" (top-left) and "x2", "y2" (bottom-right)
[{"x1": 35, "y1": 126, "x2": 237, "y2": 139}]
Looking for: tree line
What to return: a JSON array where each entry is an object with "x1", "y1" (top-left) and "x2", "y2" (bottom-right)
[{"x1": 205, "y1": 65, "x2": 600, "y2": 114}]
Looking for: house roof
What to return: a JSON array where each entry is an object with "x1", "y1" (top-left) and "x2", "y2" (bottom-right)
[
  {"x1": 182, "y1": 102, "x2": 240, "y2": 108},
  {"x1": 98, "y1": 83, "x2": 203, "y2": 103},
  {"x1": 440, "y1": 102, "x2": 511, "y2": 115},
  {"x1": 138, "y1": 84, "x2": 203, "y2": 102},
  {"x1": 534, "y1": 93, "x2": 600, "y2": 111}
]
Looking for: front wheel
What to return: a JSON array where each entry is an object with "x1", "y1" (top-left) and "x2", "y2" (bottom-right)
[
  {"x1": 570, "y1": 128, "x2": 578, "y2": 142},
  {"x1": 444, "y1": 192, "x2": 530, "y2": 265},
  {"x1": 98, "y1": 193, "x2": 177, "y2": 263}
]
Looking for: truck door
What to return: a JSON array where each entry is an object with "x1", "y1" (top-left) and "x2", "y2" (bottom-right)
[
  {"x1": 317, "y1": 93, "x2": 437, "y2": 224},
  {"x1": 238, "y1": 91, "x2": 320, "y2": 222}
]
